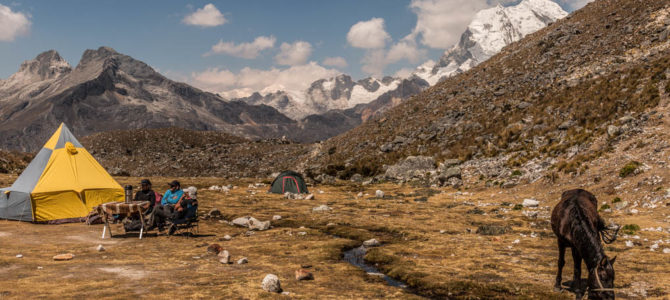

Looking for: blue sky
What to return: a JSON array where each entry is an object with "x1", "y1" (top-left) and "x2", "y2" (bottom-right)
[{"x1": 0, "y1": 0, "x2": 586, "y2": 97}]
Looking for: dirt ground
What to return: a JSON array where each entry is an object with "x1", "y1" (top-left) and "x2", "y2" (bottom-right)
[{"x1": 1, "y1": 174, "x2": 669, "y2": 299}]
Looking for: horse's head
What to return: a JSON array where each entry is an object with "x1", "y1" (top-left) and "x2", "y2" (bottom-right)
[{"x1": 588, "y1": 256, "x2": 616, "y2": 299}]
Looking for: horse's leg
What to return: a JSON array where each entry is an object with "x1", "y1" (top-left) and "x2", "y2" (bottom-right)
[
  {"x1": 555, "y1": 241, "x2": 566, "y2": 291},
  {"x1": 571, "y1": 248, "x2": 583, "y2": 298}
]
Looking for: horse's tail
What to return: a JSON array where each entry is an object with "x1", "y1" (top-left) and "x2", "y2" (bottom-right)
[{"x1": 600, "y1": 225, "x2": 619, "y2": 244}]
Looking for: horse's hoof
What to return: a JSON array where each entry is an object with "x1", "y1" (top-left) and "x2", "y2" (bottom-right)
[{"x1": 553, "y1": 286, "x2": 563, "y2": 292}]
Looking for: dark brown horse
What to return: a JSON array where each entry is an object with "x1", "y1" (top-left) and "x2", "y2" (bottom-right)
[{"x1": 551, "y1": 189, "x2": 618, "y2": 299}]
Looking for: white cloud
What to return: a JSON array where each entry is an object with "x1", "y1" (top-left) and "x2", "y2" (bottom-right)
[
  {"x1": 182, "y1": 3, "x2": 227, "y2": 27},
  {"x1": 0, "y1": 4, "x2": 30, "y2": 42},
  {"x1": 190, "y1": 62, "x2": 341, "y2": 98},
  {"x1": 275, "y1": 41, "x2": 312, "y2": 66},
  {"x1": 386, "y1": 40, "x2": 426, "y2": 64},
  {"x1": 408, "y1": 0, "x2": 489, "y2": 49},
  {"x1": 393, "y1": 68, "x2": 415, "y2": 79},
  {"x1": 347, "y1": 17, "x2": 391, "y2": 49},
  {"x1": 360, "y1": 49, "x2": 387, "y2": 77},
  {"x1": 207, "y1": 35, "x2": 276, "y2": 59},
  {"x1": 322, "y1": 56, "x2": 348, "y2": 68}
]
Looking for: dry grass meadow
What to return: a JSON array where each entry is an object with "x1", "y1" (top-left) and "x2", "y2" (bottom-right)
[{"x1": 1, "y1": 173, "x2": 669, "y2": 299}]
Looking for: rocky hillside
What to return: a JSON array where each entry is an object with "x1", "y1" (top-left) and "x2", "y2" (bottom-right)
[
  {"x1": 0, "y1": 47, "x2": 300, "y2": 152},
  {"x1": 0, "y1": 150, "x2": 33, "y2": 175},
  {"x1": 80, "y1": 127, "x2": 311, "y2": 178},
  {"x1": 308, "y1": 0, "x2": 670, "y2": 186}
]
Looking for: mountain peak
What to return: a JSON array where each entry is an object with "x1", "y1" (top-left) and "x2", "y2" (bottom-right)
[
  {"x1": 79, "y1": 46, "x2": 120, "y2": 65},
  {"x1": 17, "y1": 50, "x2": 71, "y2": 80}
]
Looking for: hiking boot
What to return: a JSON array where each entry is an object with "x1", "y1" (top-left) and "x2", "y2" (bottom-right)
[{"x1": 168, "y1": 224, "x2": 177, "y2": 236}]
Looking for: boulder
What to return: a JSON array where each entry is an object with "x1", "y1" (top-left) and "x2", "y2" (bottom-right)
[
  {"x1": 249, "y1": 219, "x2": 271, "y2": 231},
  {"x1": 272, "y1": 215, "x2": 282, "y2": 221},
  {"x1": 232, "y1": 216, "x2": 252, "y2": 227},
  {"x1": 375, "y1": 190, "x2": 384, "y2": 198},
  {"x1": 384, "y1": 156, "x2": 436, "y2": 180},
  {"x1": 312, "y1": 205, "x2": 332, "y2": 212},
  {"x1": 208, "y1": 208, "x2": 222, "y2": 218},
  {"x1": 261, "y1": 274, "x2": 282, "y2": 293},
  {"x1": 363, "y1": 239, "x2": 380, "y2": 247},
  {"x1": 522, "y1": 199, "x2": 540, "y2": 207},
  {"x1": 295, "y1": 269, "x2": 314, "y2": 281},
  {"x1": 218, "y1": 250, "x2": 230, "y2": 264}
]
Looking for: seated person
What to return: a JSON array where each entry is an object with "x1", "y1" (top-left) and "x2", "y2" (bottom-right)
[
  {"x1": 168, "y1": 186, "x2": 199, "y2": 235},
  {"x1": 134, "y1": 179, "x2": 156, "y2": 214},
  {"x1": 148, "y1": 180, "x2": 184, "y2": 231}
]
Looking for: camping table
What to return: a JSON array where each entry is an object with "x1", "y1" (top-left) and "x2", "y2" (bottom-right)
[{"x1": 98, "y1": 201, "x2": 150, "y2": 239}]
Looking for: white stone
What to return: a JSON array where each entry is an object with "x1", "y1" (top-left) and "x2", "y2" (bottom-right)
[
  {"x1": 272, "y1": 215, "x2": 282, "y2": 220},
  {"x1": 305, "y1": 194, "x2": 314, "y2": 200},
  {"x1": 96, "y1": 245, "x2": 105, "y2": 252},
  {"x1": 357, "y1": 192, "x2": 363, "y2": 198},
  {"x1": 312, "y1": 205, "x2": 332, "y2": 212},
  {"x1": 625, "y1": 240, "x2": 634, "y2": 247},
  {"x1": 261, "y1": 274, "x2": 282, "y2": 293},
  {"x1": 663, "y1": 248, "x2": 670, "y2": 254},
  {"x1": 363, "y1": 238, "x2": 381, "y2": 247},
  {"x1": 512, "y1": 239, "x2": 520, "y2": 244},
  {"x1": 237, "y1": 257, "x2": 248, "y2": 264},
  {"x1": 375, "y1": 190, "x2": 384, "y2": 198},
  {"x1": 522, "y1": 198, "x2": 539, "y2": 207},
  {"x1": 223, "y1": 235, "x2": 232, "y2": 241},
  {"x1": 15, "y1": 254, "x2": 22, "y2": 258},
  {"x1": 218, "y1": 250, "x2": 230, "y2": 264}
]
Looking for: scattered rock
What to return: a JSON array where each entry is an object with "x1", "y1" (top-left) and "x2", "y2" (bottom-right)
[
  {"x1": 375, "y1": 190, "x2": 385, "y2": 198},
  {"x1": 476, "y1": 225, "x2": 507, "y2": 236},
  {"x1": 53, "y1": 253, "x2": 75, "y2": 261},
  {"x1": 295, "y1": 269, "x2": 314, "y2": 281},
  {"x1": 356, "y1": 192, "x2": 363, "y2": 198},
  {"x1": 208, "y1": 208, "x2": 222, "y2": 218},
  {"x1": 96, "y1": 245, "x2": 105, "y2": 252},
  {"x1": 272, "y1": 215, "x2": 282, "y2": 221},
  {"x1": 207, "y1": 244, "x2": 223, "y2": 254},
  {"x1": 522, "y1": 198, "x2": 539, "y2": 207},
  {"x1": 15, "y1": 254, "x2": 22, "y2": 258},
  {"x1": 218, "y1": 250, "x2": 231, "y2": 264},
  {"x1": 363, "y1": 239, "x2": 381, "y2": 247},
  {"x1": 384, "y1": 156, "x2": 436, "y2": 181},
  {"x1": 614, "y1": 201, "x2": 629, "y2": 210},
  {"x1": 312, "y1": 205, "x2": 332, "y2": 212},
  {"x1": 663, "y1": 248, "x2": 670, "y2": 254},
  {"x1": 261, "y1": 274, "x2": 282, "y2": 293},
  {"x1": 232, "y1": 216, "x2": 271, "y2": 231},
  {"x1": 625, "y1": 240, "x2": 634, "y2": 247},
  {"x1": 237, "y1": 257, "x2": 248, "y2": 264},
  {"x1": 305, "y1": 194, "x2": 314, "y2": 200}
]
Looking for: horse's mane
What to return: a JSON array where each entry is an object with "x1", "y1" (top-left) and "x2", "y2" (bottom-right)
[{"x1": 568, "y1": 198, "x2": 605, "y2": 269}]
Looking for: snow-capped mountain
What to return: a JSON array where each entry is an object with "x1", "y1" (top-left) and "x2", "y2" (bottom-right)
[
  {"x1": 235, "y1": 74, "x2": 403, "y2": 120},
  {"x1": 236, "y1": 0, "x2": 566, "y2": 121},
  {"x1": 414, "y1": 0, "x2": 567, "y2": 85}
]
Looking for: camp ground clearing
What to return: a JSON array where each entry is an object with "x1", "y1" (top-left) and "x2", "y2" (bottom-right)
[{"x1": 1, "y1": 172, "x2": 669, "y2": 299}]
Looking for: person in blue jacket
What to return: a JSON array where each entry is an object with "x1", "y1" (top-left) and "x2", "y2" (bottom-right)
[{"x1": 148, "y1": 180, "x2": 185, "y2": 231}]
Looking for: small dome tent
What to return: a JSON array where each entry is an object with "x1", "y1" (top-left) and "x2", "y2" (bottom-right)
[
  {"x1": 269, "y1": 171, "x2": 309, "y2": 194},
  {"x1": 0, "y1": 123, "x2": 123, "y2": 222}
]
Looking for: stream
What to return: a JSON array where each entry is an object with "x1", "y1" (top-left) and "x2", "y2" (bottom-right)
[{"x1": 342, "y1": 245, "x2": 408, "y2": 289}]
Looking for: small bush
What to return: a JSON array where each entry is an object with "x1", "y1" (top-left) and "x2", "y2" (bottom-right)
[
  {"x1": 513, "y1": 204, "x2": 523, "y2": 210},
  {"x1": 622, "y1": 224, "x2": 641, "y2": 235},
  {"x1": 599, "y1": 204, "x2": 611, "y2": 211},
  {"x1": 612, "y1": 197, "x2": 622, "y2": 204},
  {"x1": 619, "y1": 161, "x2": 642, "y2": 177},
  {"x1": 511, "y1": 170, "x2": 523, "y2": 176}
]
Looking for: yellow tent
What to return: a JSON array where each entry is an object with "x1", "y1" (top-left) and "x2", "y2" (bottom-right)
[{"x1": 0, "y1": 123, "x2": 123, "y2": 222}]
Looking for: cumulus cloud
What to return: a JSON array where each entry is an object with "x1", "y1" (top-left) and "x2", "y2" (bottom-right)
[
  {"x1": 360, "y1": 49, "x2": 387, "y2": 77},
  {"x1": 386, "y1": 40, "x2": 427, "y2": 64},
  {"x1": 206, "y1": 35, "x2": 276, "y2": 59},
  {"x1": 347, "y1": 17, "x2": 391, "y2": 49},
  {"x1": 182, "y1": 3, "x2": 227, "y2": 27},
  {"x1": 0, "y1": 4, "x2": 30, "y2": 42},
  {"x1": 408, "y1": 0, "x2": 489, "y2": 49},
  {"x1": 275, "y1": 41, "x2": 312, "y2": 66},
  {"x1": 322, "y1": 56, "x2": 348, "y2": 68},
  {"x1": 190, "y1": 62, "x2": 341, "y2": 98}
]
